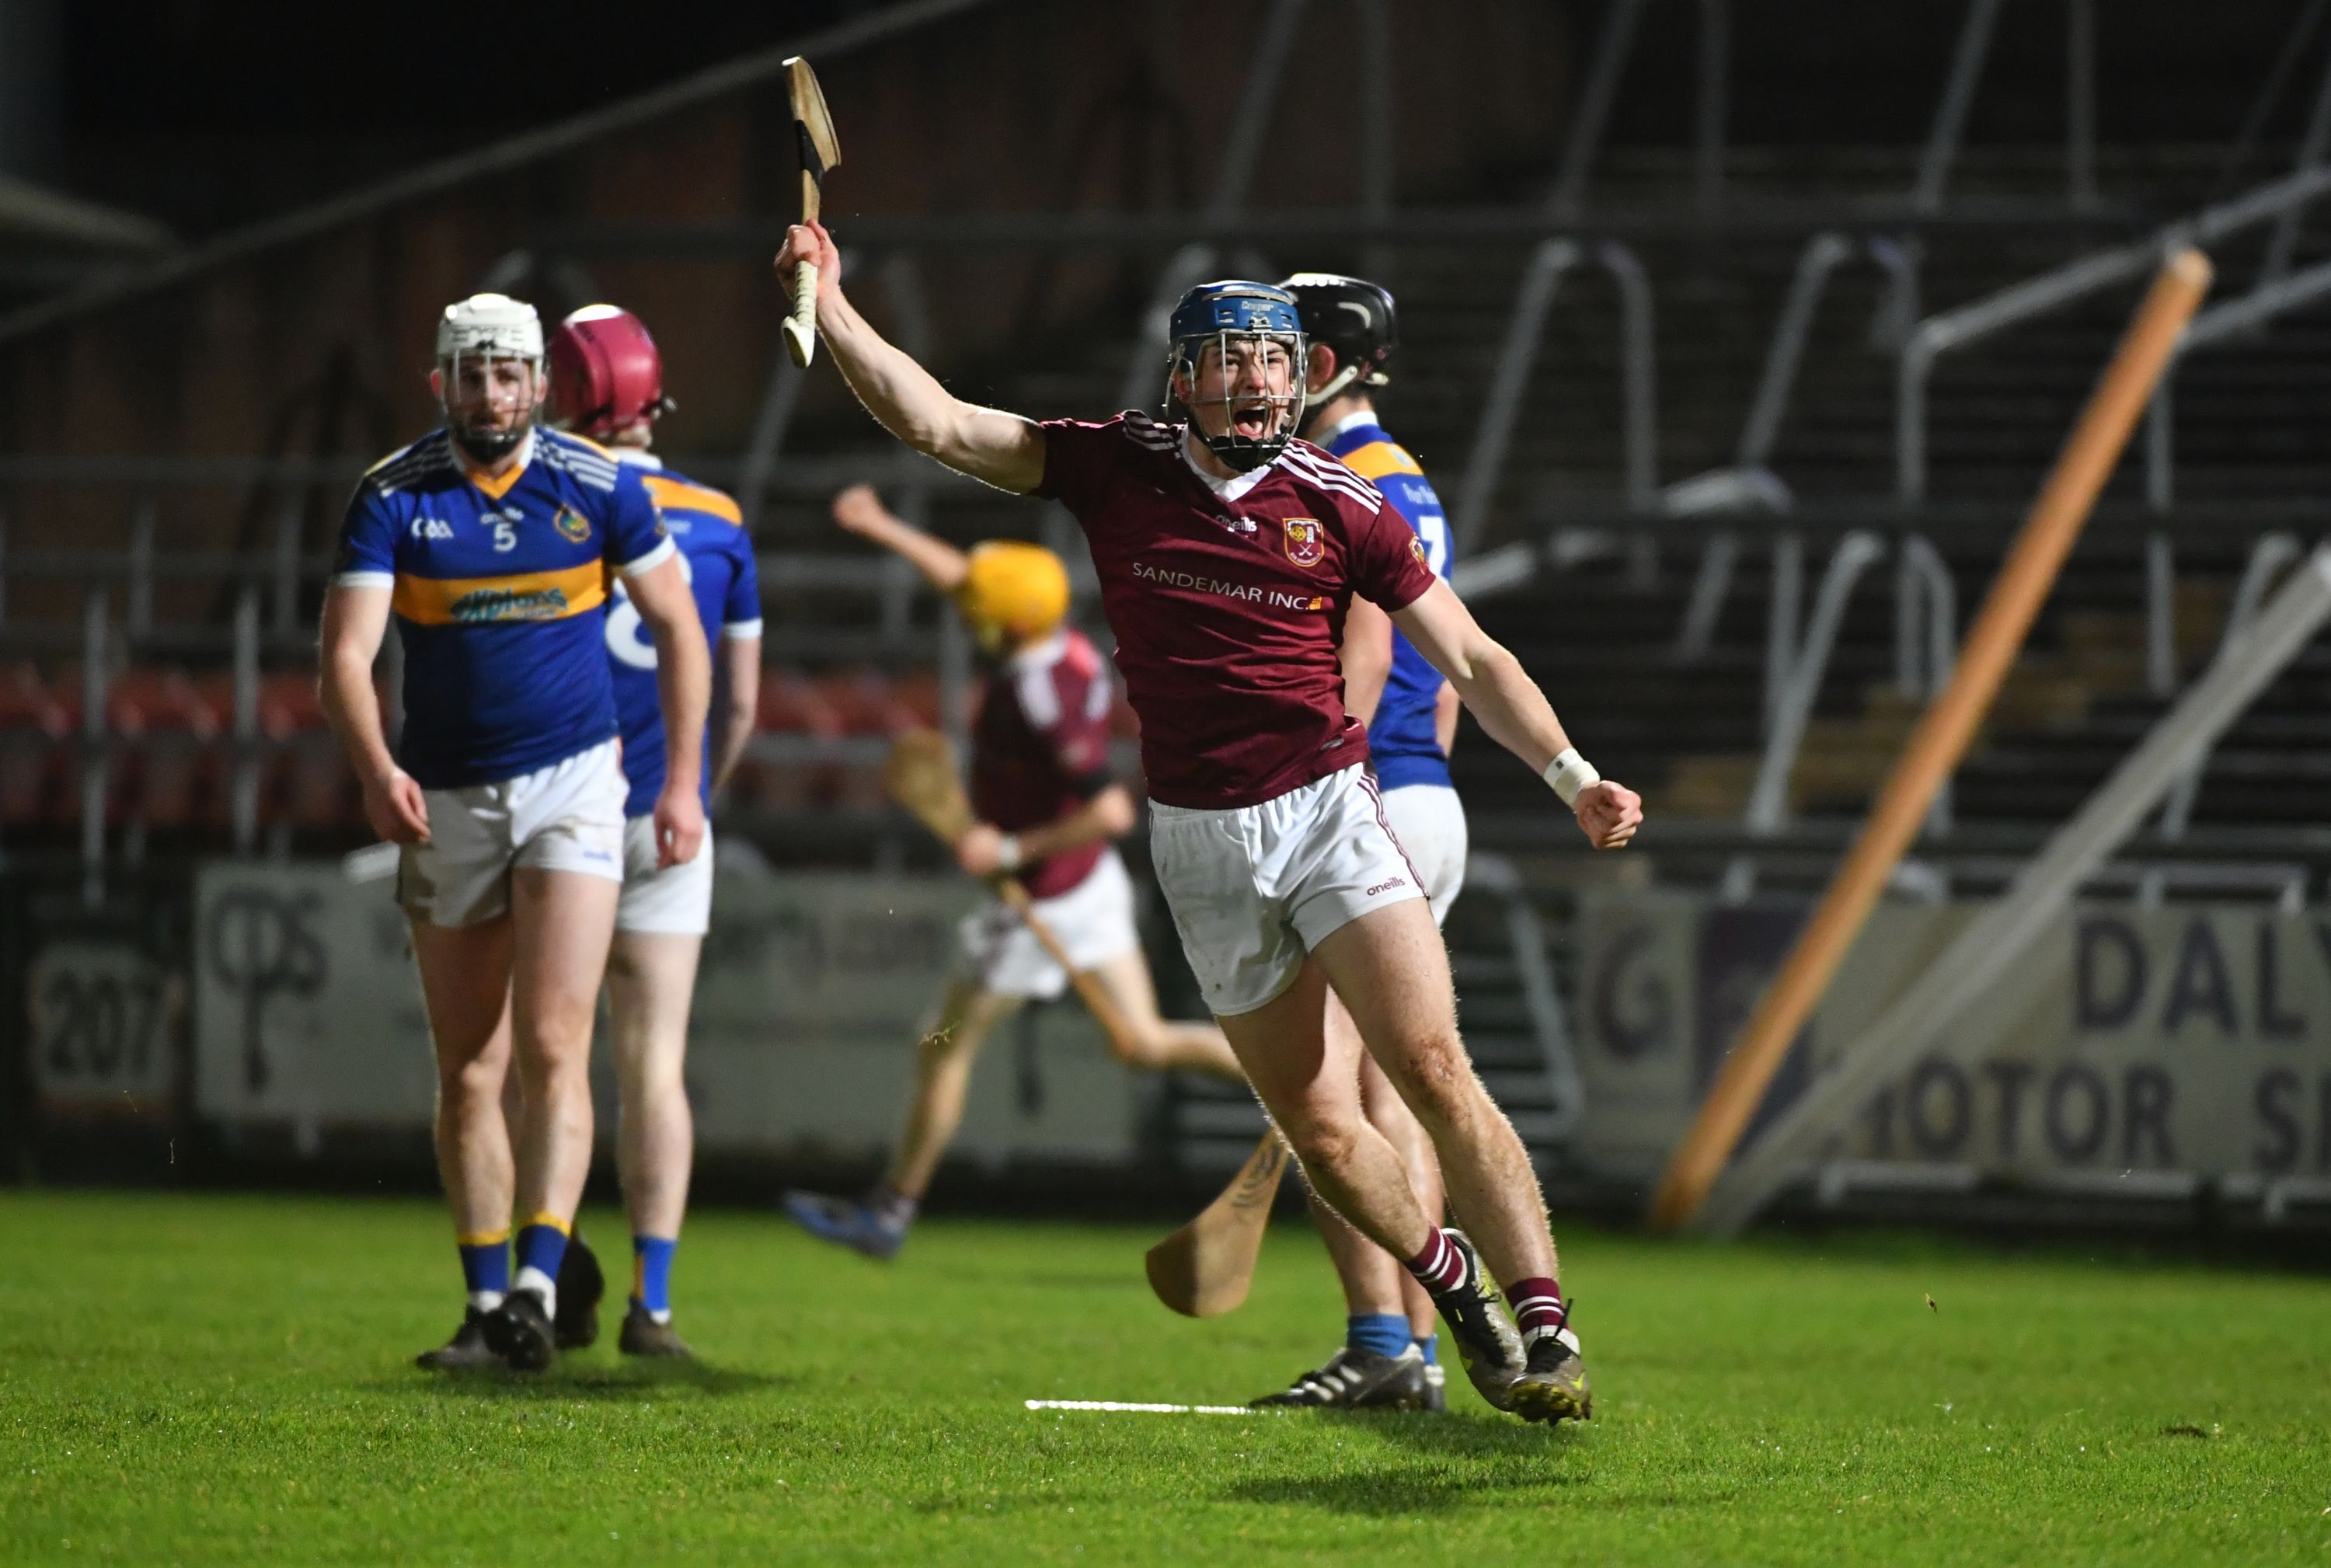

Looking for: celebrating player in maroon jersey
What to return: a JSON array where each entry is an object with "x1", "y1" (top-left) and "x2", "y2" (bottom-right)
[
  {"x1": 782, "y1": 485, "x2": 1243, "y2": 1260},
  {"x1": 775, "y1": 220, "x2": 1639, "y2": 1423}
]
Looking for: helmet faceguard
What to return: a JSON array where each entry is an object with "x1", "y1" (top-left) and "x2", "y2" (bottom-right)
[
  {"x1": 436, "y1": 293, "x2": 545, "y2": 465},
  {"x1": 1164, "y1": 282, "x2": 1306, "y2": 474},
  {"x1": 1279, "y1": 272, "x2": 1398, "y2": 434},
  {"x1": 547, "y1": 304, "x2": 676, "y2": 443}
]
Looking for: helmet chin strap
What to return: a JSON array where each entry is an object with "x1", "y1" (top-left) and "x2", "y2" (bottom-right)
[
  {"x1": 1302, "y1": 361, "x2": 1365, "y2": 412},
  {"x1": 1193, "y1": 422, "x2": 1278, "y2": 473},
  {"x1": 450, "y1": 416, "x2": 531, "y2": 465}
]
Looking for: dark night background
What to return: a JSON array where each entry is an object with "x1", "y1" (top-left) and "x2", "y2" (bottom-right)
[{"x1": 31, "y1": 2, "x2": 894, "y2": 239}]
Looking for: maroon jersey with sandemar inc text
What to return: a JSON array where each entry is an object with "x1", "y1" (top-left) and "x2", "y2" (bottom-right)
[
  {"x1": 970, "y1": 626, "x2": 1117, "y2": 898},
  {"x1": 1037, "y1": 411, "x2": 1437, "y2": 809}
]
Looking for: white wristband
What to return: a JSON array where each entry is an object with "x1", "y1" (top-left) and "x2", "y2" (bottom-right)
[
  {"x1": 1543, "y1": 748, "x2": 1601, "y2": 807},
  {"x1": 995, "y1": 834, "x2": 1024, "y2": 872}
]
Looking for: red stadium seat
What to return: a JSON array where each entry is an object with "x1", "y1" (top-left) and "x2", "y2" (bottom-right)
[
  {"x1": 757, "y1": 669, "x2": 841, "y2": 738},
  {"x1": 284, "y1": 737, "x2": 355, "y2": 830},
  {"x1": 0, "y1": 661, "x2": 67, "y2": 733},
  {"x1": 891, "y1": 668, "x2": 943, "y2": 729},
  {"x1": 0, "y1": 662, "x2": 67, "y2": 828},
  {"x1": 744, "y1": 671, "x2": 839, "y2": 812},
  {"x1": 821, "y1": 669, "x2": 918, "y2": 737},
  {"x1": 259, "y1": 672, "x2": 328, "y2": 740},
  {"x1": 113, "y1": 667, "x2": 225, "y2": 831}
]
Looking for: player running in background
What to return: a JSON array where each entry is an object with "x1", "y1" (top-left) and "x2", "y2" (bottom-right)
[
  {"x1": 781, "y1": 486, "x2": 1244, "y2": 1260},
  {"x1": 319, "y1": 294, "x2": 710, "y2": 1373},
  {"x1": 1249, "y1": 274, "x2": 1462, "y2": 1412},
  {"x1": 777, "y1": 219, "x2": 1639, "y2": 1423},
  {"x1": 546, "y1": 305, "x2": 761, "y2": 1357}
]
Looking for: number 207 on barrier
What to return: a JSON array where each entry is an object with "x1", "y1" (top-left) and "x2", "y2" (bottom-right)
[{"x1": 27, "y1": 942, "x2": 181, "y2": 1114}]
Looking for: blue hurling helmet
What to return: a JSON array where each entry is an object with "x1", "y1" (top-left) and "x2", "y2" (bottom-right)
[{"x1": 1166, "y1": 280, "x2": 1306, "y2": 473}]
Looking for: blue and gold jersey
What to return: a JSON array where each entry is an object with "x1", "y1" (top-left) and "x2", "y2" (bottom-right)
[
  {"x1": 605, "y1": 452, "x2": 761, "y2": 818},
  {"x1": 1325, "y1": 413, "x2": 1455, "y2": 791},
  {"x1": 334, "y1": 427, "x2": 674, "y2": 789}
]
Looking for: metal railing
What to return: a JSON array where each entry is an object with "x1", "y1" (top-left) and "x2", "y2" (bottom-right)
[
  {"x1": 1671, "y1": 230, "x2": 1918, "y2": 660},
  {"x1": 1548, "y1": 0, "x2": 1647, "y2": 221},
  {"x1": 2138, "y1": 256, "x2": 2331, "y2": 695},
  {"x1": 1713, "y1": 524, "x2": 1959, "y2": 901},
  {"x1": 1898, "y1": 163, "x2": 2331, "y2": 503},
  {"x1": 1450, "y1": 239, "x2": 1658, "y2": 557},
  {"x1": 1465, "y1": 852, "x2": 1585, "y2": 1141},
  {"x1": 1726, "y1": 530, "x2": 1885, "y2": 889},
  {"x1": 0, "y1": 512, "x2": 985, "y2": 894},
  {"x1": 2155, "y1": 531, "x2": 2310, "y2": 843}
]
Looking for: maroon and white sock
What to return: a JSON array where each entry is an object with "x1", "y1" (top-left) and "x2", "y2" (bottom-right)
[
  {"x1": 1506, "y1": 1277, "x2": 1574, "y2": 1350},
  {"x1": 1405, "y1": 1228, "x2": 1469, "y2": 1297}
]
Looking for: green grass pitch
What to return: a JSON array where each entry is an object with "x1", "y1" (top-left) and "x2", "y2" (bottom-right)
[{"x1": 2, "y1": 1190, "x2": 2326, "y2": 1565}]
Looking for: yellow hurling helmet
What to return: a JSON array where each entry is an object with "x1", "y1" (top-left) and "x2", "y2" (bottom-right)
[{"x1": 957, "y1": 540, "x2": 1070, "y2": 654}]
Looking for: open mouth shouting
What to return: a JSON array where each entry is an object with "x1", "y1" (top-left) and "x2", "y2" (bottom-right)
[{"x1": 1230, "y1": 399, "x2": 1274, "y2": 441}]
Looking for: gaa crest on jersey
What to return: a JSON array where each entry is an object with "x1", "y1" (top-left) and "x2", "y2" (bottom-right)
[
  {"x1": 1282, "y1": 517, "x2": 1325, "y2": 569},
  {"x1": 1409, "y1": 536, "x2": 1429, "y2": 568},
  {"x1": 554, "y1": 505, "x2": 591, "y2": 545}
]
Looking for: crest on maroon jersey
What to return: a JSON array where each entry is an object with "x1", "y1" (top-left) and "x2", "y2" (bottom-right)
[{"x1": 1283, "y1": 517, "x2": 1325, "y2": 568}]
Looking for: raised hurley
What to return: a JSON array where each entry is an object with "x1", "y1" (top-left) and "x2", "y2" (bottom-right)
[{"x1": 779, "y1": 55, "x2": 842, "y2": 368}]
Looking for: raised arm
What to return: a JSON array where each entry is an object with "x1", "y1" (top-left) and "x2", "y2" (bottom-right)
[
  {"x1": 317, "y1": 584, "x2": 430, "y2": 844},
  {"x1": 780, "y1": 222, "x2": 1047, "y2": 495},
  {"x1": 831, "y1": 483, "x2": 969, "y2": 592},
  {"x1": 1391, "y1": 578, "x2": 1642, "y2": 849}
]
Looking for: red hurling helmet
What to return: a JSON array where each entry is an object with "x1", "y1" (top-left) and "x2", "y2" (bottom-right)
[{"x1": 547, "y1": 304, "x2": 673, "y2": 439}]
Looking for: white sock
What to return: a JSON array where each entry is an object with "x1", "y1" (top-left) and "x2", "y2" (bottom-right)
[
  {"x1": 467, "y1": 1289, "x2": 506, "y2": 1314},
  {"x1": 1524, "y1": 1323, "x2": 1583, "y2": 1355},
  {"x1": 514, "y1": 1265, "x2": 559, "y2": 1320},
  {"x1": 649, "y1": 1307, "x2": 673, "y2": 1326}
]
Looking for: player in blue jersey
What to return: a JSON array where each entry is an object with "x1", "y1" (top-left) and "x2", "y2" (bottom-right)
[
  {"x1": 319, "y1": 293, "x2": 710, "y2": 1373},
  {"x1": 547, "y1": 305, "x2": 761, "y2": 1357},
  {"x1": 1247, "y1": 274, "x2": 1477, "y2": 1412}
]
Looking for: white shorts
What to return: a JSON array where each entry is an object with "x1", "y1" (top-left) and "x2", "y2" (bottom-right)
[
  {"x1": 958, "y1": 847, "x2": 1141, "y2": 1000},
  {"x1": 396, "y1": 739, "x2": 627, "y2": 928},
  {"x1": 615, "y1": 814, "x2": 714, "y2": 936},
  {"x1": 1148, "y1": 763, "x2": 1427, "y2": 1017},
  {"x1": 1379, "y1": 782, "x2": 1468, "y2": 928}
]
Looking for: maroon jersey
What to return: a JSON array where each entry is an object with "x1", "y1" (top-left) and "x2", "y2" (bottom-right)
[
  {"x1": 970, "y1": 627, "x2": 1117, "y2": 898},
  {"x1": 1037, "y1": 411, "x2": 1437, "y2": 809}
]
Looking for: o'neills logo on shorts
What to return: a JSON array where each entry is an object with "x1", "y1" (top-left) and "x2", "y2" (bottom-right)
[
  {"x1": 1367, "y1": 876, "x2": 1407, "y2": 896},
  {"x1": 451, "y1": 586, "x2": 570, "y2": 622},
  {"x1": 1131, "y1": 561, "x2": 1325, "y2": 612}
]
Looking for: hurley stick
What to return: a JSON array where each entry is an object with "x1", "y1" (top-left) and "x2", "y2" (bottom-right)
[
  {"x1": 883, "y1": 730, "x2": 1141, "y2": 1053},
  {"x1": 779, "y1": 57, "x2": 841, "y2": 368},
  {"x1": 1145, "y1": 1131, "x2": 1290, "y2": 1318}
]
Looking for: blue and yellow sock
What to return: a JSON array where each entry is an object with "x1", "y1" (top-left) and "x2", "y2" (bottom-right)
[
  {"x1": 458, "y1": 1228, "x2": 510, "y2": 1313},
  {"x1": 1413, "y1": 1333, "x2": 1438, "y2": 1367},
  {"x1": 632, "y1": 1236, "x2": 678, "y2": 1324},
  {"x1": 512, "y1": 1212, "x2": 571, "y2": 1315},
  {"x1": 1346, "y1": 1312, "x2": 1411, "y2": 1361}
]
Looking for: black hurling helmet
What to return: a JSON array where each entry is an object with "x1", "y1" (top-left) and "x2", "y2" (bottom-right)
[{"x1": 1279, "y1": 272, "x2": 1398, "y2": 426}]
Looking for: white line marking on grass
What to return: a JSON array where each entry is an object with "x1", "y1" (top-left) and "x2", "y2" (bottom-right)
[{"x1": 1024, "y1": 1400, "x2": 1265, "y2": 1415}]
